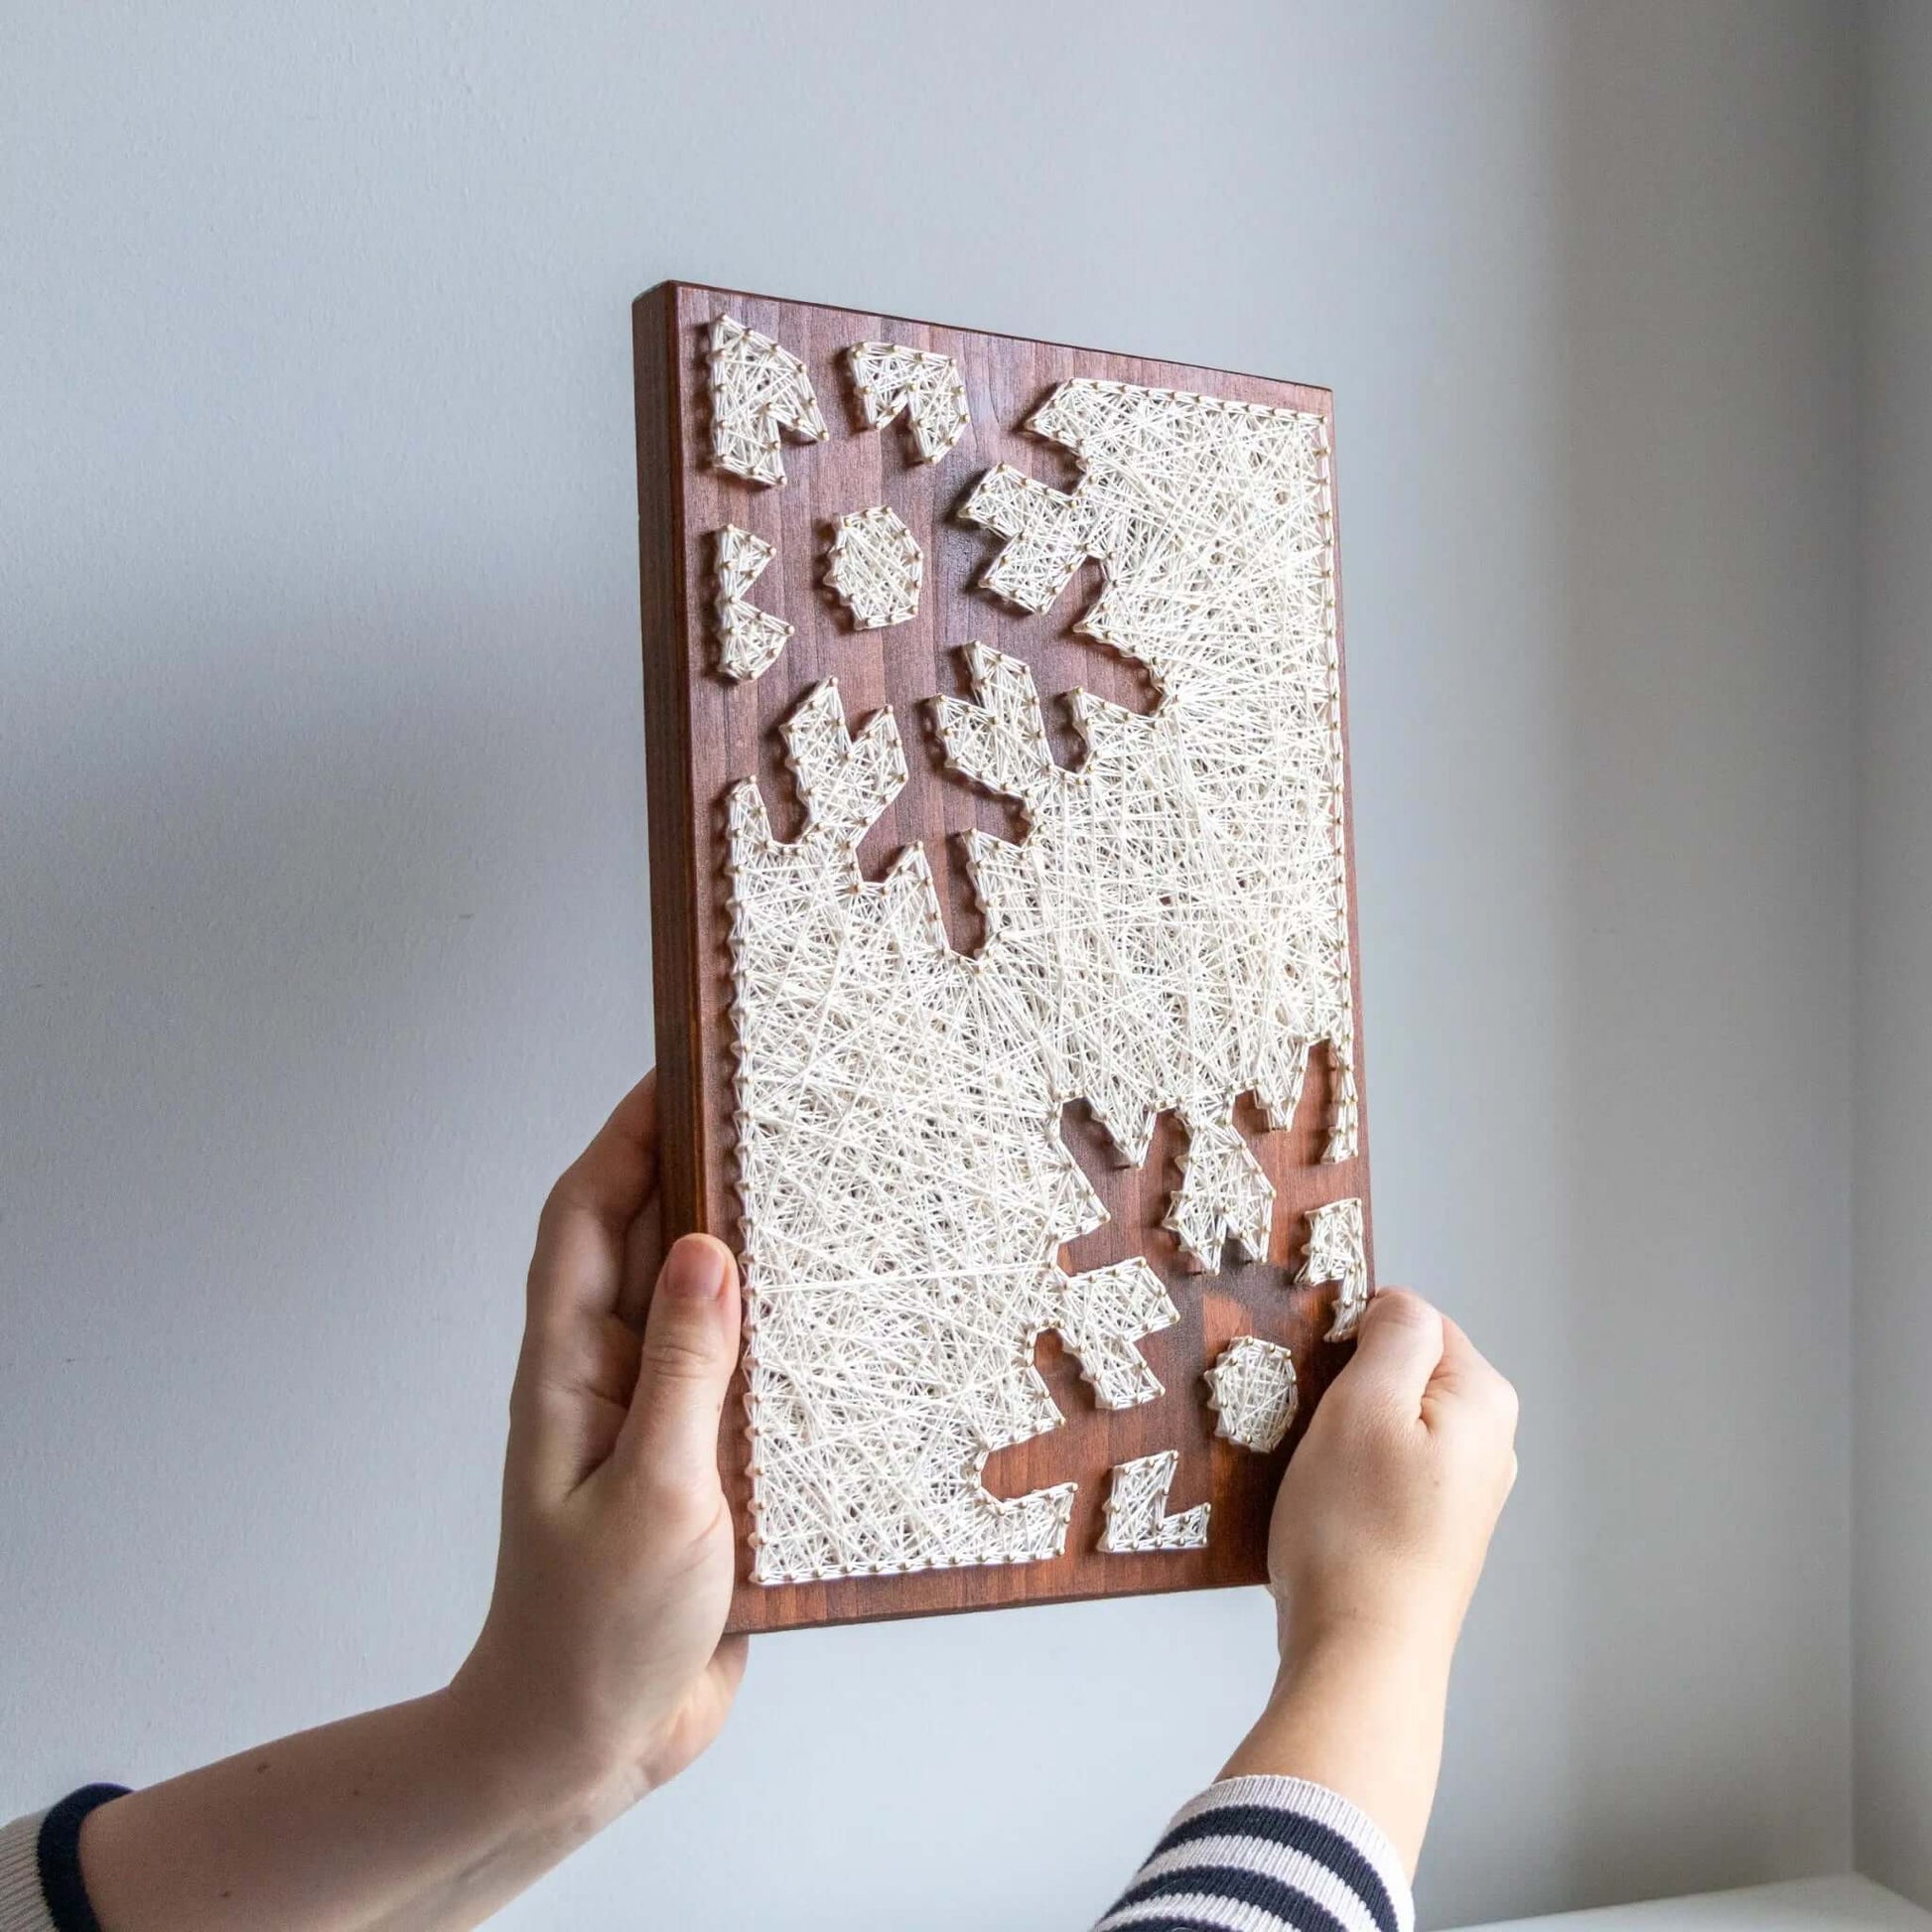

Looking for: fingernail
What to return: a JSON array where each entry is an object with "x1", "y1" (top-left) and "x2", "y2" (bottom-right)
[{"x1": 662, "y1": 1235, "x2": 731, "y2": 1301}]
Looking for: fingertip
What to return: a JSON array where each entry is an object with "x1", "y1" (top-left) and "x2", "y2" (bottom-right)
[
  {"x1": 621, "y1": 1234, "x2": 745, "y2": 1492},
  {"x1": 1339, "y1": 1286, "x2": 1446, "y2": 1407},
  {"x1": 1361, "y1": 1286, "x2": 1441, "y2": 1337},
  {"x1": 659, "y1": 1232, "x2": 738, "y2": 1303}
]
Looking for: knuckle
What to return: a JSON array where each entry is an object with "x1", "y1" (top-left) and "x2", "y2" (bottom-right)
[
  {"x1": 506, "y1": 1363, "x2": 537, "y2": 1420},
  {"x1": 506, "y1": 1348, "x2": 547, "y2": 1424},
  {"x1": 539, "y1": 1167, "x2": 624, "y2": 1241},
  {"x1": 641, "y1": 1325, "x2": 724, "y2": 1389},
  {"x1": 1490, "y1": 1370, "x2": 1522, "y2": 1429},
  {"x1": 504, "y1": 1380, "x2": 533, "y2": 1436},
  {"x1": 633, "y1": 1460, "x2": 707, "y2": 1523},
  {"x1": 1323, "y1": 1382, "x2": 1405, "y2": 1450},
  {"x1": 1316, "y1": 1368, "x2": 1374, "y2": 1423},
  {"x1": 1370, "y1": 1286, "x2": 1434, "y2": 1328},
  {"x1": 631, "y1": 1462, "x2": 733, "y2": 1547}
]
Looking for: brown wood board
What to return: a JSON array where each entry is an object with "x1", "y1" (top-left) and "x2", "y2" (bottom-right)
[{"x1": 633, "y1": 280, "x2": 1373, "y2": 1633}]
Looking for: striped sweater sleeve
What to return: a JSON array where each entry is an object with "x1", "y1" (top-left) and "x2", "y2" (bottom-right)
[
  {"x1": 1, "y1": 1789, "x2": 127, "y2": 1932},
  {"x1": 1095, "y1": 1775, "x2": 1414, "y2": 1932},
  {"x1": 0, "y1": 1814, "x2": 54, "y2": 1932}
]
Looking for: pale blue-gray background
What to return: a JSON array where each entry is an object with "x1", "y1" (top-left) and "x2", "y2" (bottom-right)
[{"x1": 3, "y1": 5, "x2": 1923, "y2": 1926}]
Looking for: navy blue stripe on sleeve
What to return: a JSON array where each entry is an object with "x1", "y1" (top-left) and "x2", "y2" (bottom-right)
[
  {"x1": 36, "y1": 1785, "x2": 127, "y2": 1932},
  {"x1": 1107, "y1": 1921, "x2": 1294, "y2": 1932},
  {"x1": 1142, "y1": 1804, "x2": 1399, "y2": 1932},
  {"x1": 1106, "y1": 1863, "x2": 1351, "y2": 1932}
]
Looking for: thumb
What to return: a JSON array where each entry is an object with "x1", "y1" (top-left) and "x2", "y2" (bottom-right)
[
  {"x1": 618, "y1": 1233, "x2": 742, "y2": 1494},
  {"x1": 1337, "y1": 1287, "x2": 1446, "y2": 1416}
]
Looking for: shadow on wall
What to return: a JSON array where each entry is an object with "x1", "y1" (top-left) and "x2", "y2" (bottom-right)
[{"x1": 1548, "y1": 0, "x2": 1854, "y2": 1919}]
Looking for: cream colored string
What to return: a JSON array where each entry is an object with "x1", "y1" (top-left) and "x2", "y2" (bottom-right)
[
  {"x1": 825, "y1": 505, "x2": 922, "y2": 629},
  {"x1": 847, "y1": 341, "x2": 971, "y2": 463},
  {"x1": 713, "y1": 524, "x2": 792, "y2": 681},
  {"x1": 1205, "y1": 1335, "x2": 1300, "y2": 1453},
  {"x1": 728, "y1": 686, "x2": 1183, "y2": 1581},
  {"x1": 1300, "y1": 1195, "x2": 1369, "y2": 1341},
  {"x1": 1099, "y1": 1450, "x2": 1210, "y2": 1554},
  {"x1": 724, "y1": 374, "x2": 1354, "y2": 1582},
  {"x1": 708, "y1": 314, "x2": 827, "y2": 485},
  {"x1": 946, "y1": 381, "x2": 1356, "y2": 1263}
]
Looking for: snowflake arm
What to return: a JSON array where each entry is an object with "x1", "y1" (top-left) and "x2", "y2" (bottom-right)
[
  {"x1": 712, "y1": 524, "x2": 792, "y2": 681},
  {"x1": 1099, "y1": 1450, "x2": 1209, "y2": 1554},
  {"x1": 847, "y1": 342, "x2": 970, "y2": 463},
  {"x1": 1299, "y1": 1195, "x2": 1370, "y2": 1341},
  {"x1": 708, "y1": 315, "x2": 827, "y2": 486}
]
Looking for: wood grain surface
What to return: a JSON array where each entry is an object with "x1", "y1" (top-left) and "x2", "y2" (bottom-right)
[{"x1": 633, "y1": 280, "x2": 1374, "y2": 1633}]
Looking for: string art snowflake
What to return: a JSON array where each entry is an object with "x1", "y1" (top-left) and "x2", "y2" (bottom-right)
[{"x1": 1099, "y1": 1450, "x2": 1211, "y2": 1554}]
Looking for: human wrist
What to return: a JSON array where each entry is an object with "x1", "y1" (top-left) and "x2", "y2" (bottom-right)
[
  {"x1": 1264, "y1": 1617, "x2": 1454, "y2": 1742},
  {"x1": 1273, "y1": 1592, "x2": 1461, "y2": 1691},
  {"x1": 434, "y1": 1670, "x2": 645, "y2": 1841},
  {"x1": 1225, "y1": 1604, "x2": 1454, "y2": 1873}
]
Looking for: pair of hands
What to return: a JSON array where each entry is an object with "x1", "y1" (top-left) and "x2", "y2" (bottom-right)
[
  {"x1": 454, "y1": 1072, "x2": 1518, "y2": 1859},
  {"x1": 69, "y1": 1072, "x2": 1512, "y2": 1931}
]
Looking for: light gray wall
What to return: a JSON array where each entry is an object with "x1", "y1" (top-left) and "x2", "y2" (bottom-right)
[
  {"x1": 0, "y1": 6, "x2": 1858, "y2": 1926},
  {"x1": 1854, "y1": 0, "x2": 1932, "y2": 1910}
]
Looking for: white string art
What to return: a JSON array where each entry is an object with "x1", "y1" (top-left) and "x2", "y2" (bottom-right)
[
  {"x1": 943, "y1": 381, "x2": 1355, "y2": 1268},
  {"x1": 1300, "y1": 1196, "x2": 1369, "y2": 1340},
  {"x1": 728, "y1": 681, "x2": 1181, "y2": 1582},
  {"x1": 847, "y1": 342, "x2": 970, "y2": 463},
  {"x1": 712, "y1": 524, "x2": 792, "y2": 682},
  {"x1": 708, "y1": 315, "x2": 827, "y2": 486},
  {"x1": 1205, "y1": 1336, "x2": 1300, "y2": 1453},
  {"x1": 1099, "y1": 1450, "x2": 1210, "y2": 1554},
  {"x1": 724, "y1": 373, "x2": 1353, "y2": 1582},
  {"x1": 825, "y1": 505, "x2": 922, "y2": 629}
]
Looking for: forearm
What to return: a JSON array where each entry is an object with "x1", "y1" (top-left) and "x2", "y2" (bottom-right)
[
  {"x1": 1218, "y1": 1622, "x2": 1452, "y2": 1876},
  {"x1": 76, "y1": 1689, "x2": 630, "y2": 1932}
]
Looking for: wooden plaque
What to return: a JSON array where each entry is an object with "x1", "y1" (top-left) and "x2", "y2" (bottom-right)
[{"x1": 633, "y1": 281, "x2": 1373, "y2": 1633}]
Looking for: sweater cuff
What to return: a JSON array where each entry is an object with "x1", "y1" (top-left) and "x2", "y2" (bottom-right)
[
  {"x1": 39, "y1": 1787, "x2": 126, "y2": 1932},
  {"x1": 0, "y1": 1789, "x2": 127, "y2": 1932},
  {"x1": 0, "y1": 1813, "x2": 52, "y2": 1932},
  {"x1": 1098, "y1": 1773, "x2": 1415, "y2": 1932}
]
